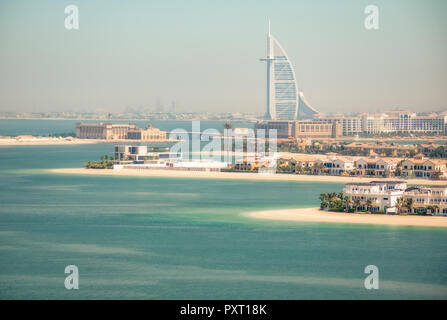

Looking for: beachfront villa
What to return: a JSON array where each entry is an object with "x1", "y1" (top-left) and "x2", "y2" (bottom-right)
[
  {"x1": 343, "y1": 181, "x2": 407, "y2": 213},
  {"x1": 113, "y1": 145, "x2": 230, "y2": 172},
  {"x1": 114, "y1": 145, "x2": 181, "y2": 162},
  {"x1": 354, "y1": 158, "x2": 400, "y2": 176},
  {"x1": 400, "y1": 154, "x2": 446, "y2": 178},
  {"x1": 343, "y1": 181, "x2": 447, "y2": 214},
  {"x1": 315, "y1": 156, "x2": 355, "y2": 175},
  {"x1": 404, "y1": 186, "x2": 447, "y2": 214}
]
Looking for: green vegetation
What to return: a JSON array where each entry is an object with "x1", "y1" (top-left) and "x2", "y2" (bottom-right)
[
  {"x1": 48, "y1": 132, "x2": 76, "y2": 137},
  {"x1": 318, "y1": 193, "x2": 441, "y2": 216},
  {"x1": 429, "y1": 146, "x2": 447, "y2": 158},
  {"x1": 319, "y1": 192, "x2": 351, "y2": 212},
  {"x1": 85, "y1": 155, "x2": 114, "y2": 169}
]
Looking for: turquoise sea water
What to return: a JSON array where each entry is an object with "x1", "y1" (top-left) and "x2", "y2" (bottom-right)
[{"x1": 0, "y1": 143, "x2": 447, "y2": 299}]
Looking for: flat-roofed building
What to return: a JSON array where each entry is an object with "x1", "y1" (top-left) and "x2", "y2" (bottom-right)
[
  {"x1": 314, "y1": 111, "x2": 447, "y2": 136},
  {"x1": 76, "y1": 123, "x2": 166, "y2": 141},
  {"x1": 127, "y1": 125, "x2": 166, "y2": 141},
  {"x1": 313, "y1": 114, "x2": 363, "y2": 135},
  {"x1": 294, "y1": 121, "x2": 342, "y2": 139},
  {"x1": 254, "y1": 121, "x2": 294, "y2": 139},
  {"x1": 76, "y1": 123, "x2": 138, "y2": 139},
  {"x1": 254, "y1": 120, "x2": 341, "y2": 139}
]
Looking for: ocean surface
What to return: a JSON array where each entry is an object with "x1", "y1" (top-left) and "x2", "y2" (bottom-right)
[{"x1": 0, "y1": 122, "x2": 447, "y2": 299}]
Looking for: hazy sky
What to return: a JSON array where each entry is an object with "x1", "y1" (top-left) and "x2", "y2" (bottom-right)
[{"x1": 0, "y1": 0, "x2": 446, "y2": 114}]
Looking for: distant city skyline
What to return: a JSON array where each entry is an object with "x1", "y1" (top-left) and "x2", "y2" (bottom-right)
[{"x1": 0, "y1": 0, "x2": 446, "y2": 114}]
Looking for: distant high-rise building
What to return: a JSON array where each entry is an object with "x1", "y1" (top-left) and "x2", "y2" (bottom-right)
[{"x1": 260, "y1": 21, "x2": 319, "y2": 120}]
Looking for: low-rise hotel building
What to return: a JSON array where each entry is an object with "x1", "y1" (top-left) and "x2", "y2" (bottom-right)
[
  {"x1": 76, "y1": 123, "x2": 166, "y2": 141},
  {"x1": 313, "y1": 111, "x2": 447, "y2": 136},
  {"x1": 254, "y1": 120, "x2": 342, "y2": 139},
  {"x1": 126, "y1": 125, "x2": 166, "y2": 141},
  {"x1": 76, "y1": 123, "x2": 138, "y2": 139}
]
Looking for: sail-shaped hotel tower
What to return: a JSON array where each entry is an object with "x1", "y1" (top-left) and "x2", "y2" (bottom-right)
[{"x1": 261, "y1": 22, "x2": 318, "y2": 120}]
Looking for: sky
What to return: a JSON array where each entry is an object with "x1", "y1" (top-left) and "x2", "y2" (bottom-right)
[{"x1": 0, "y1": 0, "x2": 446, "y2": 114}]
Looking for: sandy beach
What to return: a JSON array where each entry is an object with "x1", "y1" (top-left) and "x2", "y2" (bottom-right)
[
  {"x1": 49, "y1": 167, "x2": 447, "y2": 185},
  {"x1": 0, "y1": 136, "x2": 173, "y2": 146},
  {"x1": 0, "y1": 137, "x2": 100, "y2": 146},
  {"x1": 247, "y1": 207, "x2": 447, "y2": 228}
]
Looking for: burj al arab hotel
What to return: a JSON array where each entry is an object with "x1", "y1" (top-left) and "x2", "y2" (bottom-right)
[{"x1": 261, "y1": 22, "x2": 319, "y2": 120}]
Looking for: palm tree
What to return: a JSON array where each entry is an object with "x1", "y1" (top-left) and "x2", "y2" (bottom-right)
[
  {"x1": 328, "y1": 192, "x2": 338, "y2": 209},
  {"x1": 395, "y1": 197, "x2": 406, "y2": 215},
  {"x1": 405, "y1": 198, "x2": 415, "y2": 215},
  {"x1": 343, "y1": 196, "x2": 352, "y2": 212},
  {"x1": 319, "y1": 193, "x2": 329, "y2": 210},
  {"x1": 366, "y1": 198, "x2": 373, "y2": 213},
  {"x1": 353, "y1": 198, "x2": 362, "y2": 213},
  {"x1": 427, "y1": 205, "x2": 439, "y2": 215}
]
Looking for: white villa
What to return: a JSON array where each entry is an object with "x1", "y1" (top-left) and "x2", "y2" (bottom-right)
[
  {"x1": 355, "y1": 158, "x2": 400, "y2": 176},
  {"x1": 343, "y1": 181, "x2": 447, "y2": 214},
  {"x1": 315, "y1": 156, "x2": 355, "y2": 175},
  {"x1": 343, "y1": 181, "x2": 407, "y2": 213},
  {"x1": 403, "y1": 186, "x2": 447, "y2": 214}
]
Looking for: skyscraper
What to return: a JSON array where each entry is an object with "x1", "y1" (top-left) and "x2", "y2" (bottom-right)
[{"x1": 261, "y1": 21, "x2": 318, "y2": 120}]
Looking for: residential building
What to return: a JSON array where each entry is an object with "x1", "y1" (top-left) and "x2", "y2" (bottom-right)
[
  {"x1": 403, "y1": 186, "x2": 447, "y2": 214},
  {"x1": 354, "y1": 158, "x2": 400, "y2": 177},
  {"x1": 343, "y1": 141, "x2": 416, "y2": 157},
  {"x1": 232, "y1": 158, "x2": 271, "y2": 172},
  {"x1": 417, "y1": 142, "x2": 447, "y2": 157},
  {"x1": 315, "y1": 156, "x2": 355, "y2": 175},
  {"x1": 343, "y1": 181, "x2": 407, "y2": 212},
  {"x1": 401, "y1": 154, "x2": 447, "y2": 178},
  {"x1": 114, "y1": 145, "x2": 180, "y2": 162},
  {"x1": 344, "y1": 181, "x2": 447, "y2": 214},
  {"x1": 278, "y1": 154, "x2": 317, "y2": 169}
]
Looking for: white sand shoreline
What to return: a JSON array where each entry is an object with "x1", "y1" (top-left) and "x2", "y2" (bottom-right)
[
  {"x1": 49, "y1": 168, "x2": 447, "y2": 185},
  {"x1": 246, "y1": 207, "x2": 447, "y2": 228},
  {"x1": 0, "y1": 137, "x2": 100, "y2": 146},
  {"x1": 0, "y1": 137, "x2": 173, "y2": 146}
]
